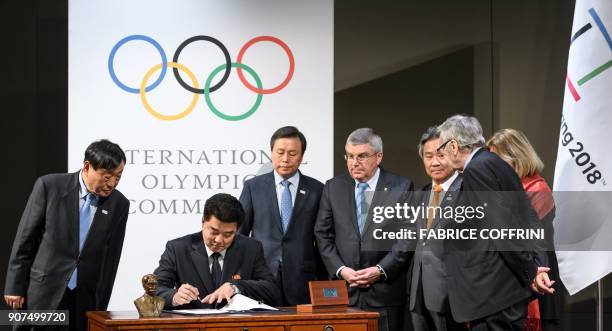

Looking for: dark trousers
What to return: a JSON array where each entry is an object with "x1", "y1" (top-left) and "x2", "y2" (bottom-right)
[
  {"x1": 355, "y1": 297, "x2": 403, "y2": 331},
  {"x1": 59, "y1": 287, "x2": 80, "y2": 331},
  {"x1": 470, "y1": 299, "x2": 528, "y2": 331},
  {"x1": 18, "y1": 288, "x2": 77, "y2": 331},
  {"x1": 365, "y1": 305, "x2": 404, "y2": 331},
  {"x1": 411, "y1": 278, "x2": 467, "y2": 331},
  {"x1": 276, "y1": 263, "x2": 290, "y2": 306},
  {"x1": 411, "y1": 311, "x2": 468, "y2": 331}
]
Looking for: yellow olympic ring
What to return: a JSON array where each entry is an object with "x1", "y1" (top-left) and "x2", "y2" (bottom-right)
[{"x1": 140, "y1": 62, "x2": 199, "y2": 121}]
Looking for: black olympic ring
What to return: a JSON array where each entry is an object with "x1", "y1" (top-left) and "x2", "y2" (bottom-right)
[{"x1": 172, "y1": 35, "x2": 232, "y2": 94}]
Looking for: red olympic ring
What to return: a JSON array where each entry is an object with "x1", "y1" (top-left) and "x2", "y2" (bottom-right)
[{"x1": 236, "y1": 36, "x2": 295, "y2": 94}]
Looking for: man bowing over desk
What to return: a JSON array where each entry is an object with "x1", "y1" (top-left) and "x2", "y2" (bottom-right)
[
  {"x1": 4, "y1": 139, "x2": 129, "y2": 331},
  {"x1": 154, "y1": 193, "x2": 280, "y2": 309}
]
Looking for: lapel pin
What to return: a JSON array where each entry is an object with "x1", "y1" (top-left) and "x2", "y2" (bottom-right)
[
  {"x1": 101, "y1": 209, "x2": 108, "y2": 215},
  {"x1": 232, "y1": 274, "x2": 241, "y2": 280},
  {"x1": 299, "y1": 190, "x2": 306, "y2": 195}
]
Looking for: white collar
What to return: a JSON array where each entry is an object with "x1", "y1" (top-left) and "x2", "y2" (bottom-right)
[
  {"x1": 432, "y1": 171, "x2": 459, "y2": 191},
  {"x1": 204, "y1": 243, "x2": 227, "y2": 259},
  {"x1": 273, "y1": 170, "x2": 300, "y2": 187},
  {"x1": 355, "y1": 167, "x2": 380, "y2": 189}
]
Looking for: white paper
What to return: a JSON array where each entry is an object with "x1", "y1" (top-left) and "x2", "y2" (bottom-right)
[
  {"x1": 223, "y1": 294, "x2": 278, "y2": 312},
  {"x1": 171, "y1": 308, "x2": 224, "y2": 315},
  {"x1": 169, "y1": 294, "x2": 278, "y2": 315}
]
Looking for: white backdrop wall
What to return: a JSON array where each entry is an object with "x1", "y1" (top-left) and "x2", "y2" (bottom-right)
[{"x1": 68, "y1": 0, "x2": 333, "y2": 309}]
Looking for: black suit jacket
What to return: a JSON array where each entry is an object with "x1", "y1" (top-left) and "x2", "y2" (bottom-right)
[
  {"x1": 154, "y1": 233, "x2": 280, "y2": 309},
  {"x1": 444, "y1": 149, "x2": 541, "y2": 322},
  {"x1": 315, "y1": 168, "x2": 414, "y2": 308},
  {"x1": 239, "y1": 171, "x2": 324, "y2": 305},
  {"x1": 409, "y1": 174, "x2": 462, "y2": 313},
  {"x1": 4, "y1": 172, "x2": 129, "y2": 318}
]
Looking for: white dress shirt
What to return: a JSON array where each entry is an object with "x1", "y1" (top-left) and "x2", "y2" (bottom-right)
[{"x1": 204, "y1": 244, "x2": 227, "y2": 271}]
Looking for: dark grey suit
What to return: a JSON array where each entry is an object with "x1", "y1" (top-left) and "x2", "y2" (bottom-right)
[
  {"x1": 4, "y1": 172, "x2": 129, "y2": 330},
  {"x1": 239, "y1": 171, "x2": 324, "y2": 305},
  {"x1": 154, "y1": 232, "x2": 280, "y2": 309},
  {"x1": 445, "y1": 149, "x2": 541, "y2": 327},
  {"x1": 315, "y1": 168, "x2": 414, "y2": 331},
  {"x1": 410, "y1": 175, "x2": 467, "y2": 331}
]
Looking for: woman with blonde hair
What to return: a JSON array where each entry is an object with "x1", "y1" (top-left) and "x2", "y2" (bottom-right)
[{"x1": 486, "y1": 128, "x2": 561, "y2": 331}]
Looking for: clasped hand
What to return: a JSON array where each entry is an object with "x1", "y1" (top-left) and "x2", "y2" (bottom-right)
[{"x1": 340, "y1": 267, "x2": 382, "y2": 288}]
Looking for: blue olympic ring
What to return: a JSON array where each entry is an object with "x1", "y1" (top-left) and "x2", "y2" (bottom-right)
[{"x1": 108, "y1": 35, "x2": 168, "y2": 94}]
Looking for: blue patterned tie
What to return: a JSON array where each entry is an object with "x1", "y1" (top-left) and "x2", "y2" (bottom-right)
[
  {"x1": 68, "y1": 193, "x2": 94, "y2": 289},
  {"x1": 356, "y1": 182, "x2": 369, "y2": 234},
  {"x1": 280, "y1": 180, "x2": 293, "y2": 233}
]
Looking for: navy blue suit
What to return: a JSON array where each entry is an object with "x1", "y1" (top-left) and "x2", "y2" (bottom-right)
[{"x1": 239, "y1": 171, "x2": 324, "y2": 305}]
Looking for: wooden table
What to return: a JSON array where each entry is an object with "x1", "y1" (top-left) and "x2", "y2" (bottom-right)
[{"x1": 87, "y1": 308, "x2": 379, "y2": 331}]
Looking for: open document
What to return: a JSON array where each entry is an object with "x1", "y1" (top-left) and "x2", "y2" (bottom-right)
[{"x1": 169, "y1": 294, "x2": 279, "y2": 315}]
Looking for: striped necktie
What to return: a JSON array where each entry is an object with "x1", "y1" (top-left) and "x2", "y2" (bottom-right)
[{"x1": 356, "y1": 182, "x2": 369, "y2": 234}]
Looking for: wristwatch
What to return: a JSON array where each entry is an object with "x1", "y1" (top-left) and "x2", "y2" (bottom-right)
[
  {"x1": 376, "y1": 265, "x2": 387, "y2": 280},
  {"x1": 230, "y1": 283, "x2": 240, "y2": 296}
]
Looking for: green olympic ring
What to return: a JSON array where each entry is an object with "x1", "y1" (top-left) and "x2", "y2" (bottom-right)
[{"x1": 205, "y1": 62, "x2": 263, "y2": 121}]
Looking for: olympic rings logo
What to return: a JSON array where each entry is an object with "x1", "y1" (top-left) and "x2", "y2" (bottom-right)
[{"x1": 108, "y1": 35, "x2": 295, "y2": 121}]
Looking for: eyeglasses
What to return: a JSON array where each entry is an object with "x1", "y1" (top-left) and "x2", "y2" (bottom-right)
[
  {"x1": 344, "y1": 153, "x2": 377, "y2": 163},
  {"x1": 436, "y1": 139, "x2": 454, "y2": 152}
]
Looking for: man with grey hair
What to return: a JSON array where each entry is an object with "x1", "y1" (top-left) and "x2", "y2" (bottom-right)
[
  {"x1": 410, "y1": 127, "x2": 465, "y2": 331},
  {"x1": 436, "y1": 115, "x2": 553, "y2": 330},
  {"x1": 315, "y1": 128, "x2": 414, "y2": 331}
]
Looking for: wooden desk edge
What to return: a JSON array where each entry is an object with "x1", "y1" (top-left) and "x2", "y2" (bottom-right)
[{"x1": 87, "y1": 308, "x2": 379, "y2": 326}]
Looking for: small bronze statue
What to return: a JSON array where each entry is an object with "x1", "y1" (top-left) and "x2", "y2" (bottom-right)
[{"x1": 134, "y1": 274, "x2": 165, "y2": 317}]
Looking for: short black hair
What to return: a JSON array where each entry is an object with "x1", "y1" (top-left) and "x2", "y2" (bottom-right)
[
  {"x1": 203, "y1": 193, "x2": 244, "y2": 228},
  {"x1": 84, "y1": 139, "x2": 126, "y2": 170},
  {"x1": 270, "y1": 126, "x2": 307, "y2": 154}
]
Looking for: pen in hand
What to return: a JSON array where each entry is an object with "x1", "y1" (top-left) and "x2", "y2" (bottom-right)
[{"x1": 173, "y1": 283, "x2": 201, "y2": 306}]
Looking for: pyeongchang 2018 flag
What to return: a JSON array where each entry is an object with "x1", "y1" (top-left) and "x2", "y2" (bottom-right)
[{"x1": 553, "y1": 1, "x2": 612, "y2": 295}]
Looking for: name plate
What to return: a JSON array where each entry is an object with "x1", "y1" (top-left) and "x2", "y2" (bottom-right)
[{"x1": 322, "y1": 287, "x2": 338, "y2": 298}]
